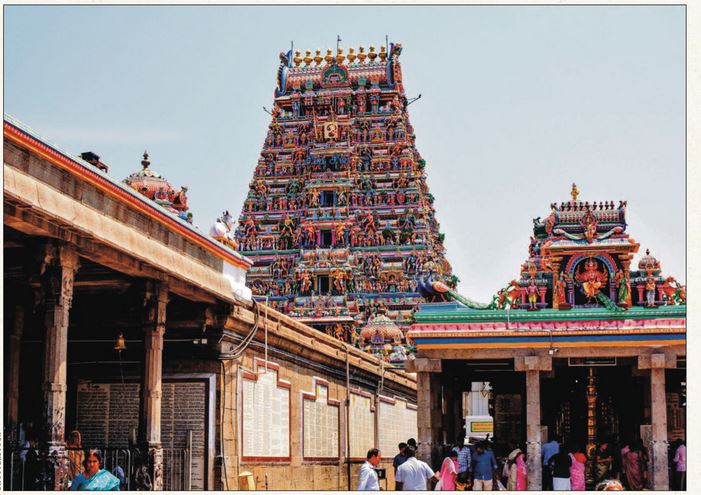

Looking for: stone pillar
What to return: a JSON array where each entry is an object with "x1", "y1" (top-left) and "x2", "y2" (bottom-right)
[
  {"x1": 637, "y1": 353, "x2": 673, "y2": 490},
  {"x1": 525, "y1": 370, "x2": 542, "y2": 490},
  {"x1": 6, "y1": 305, "x2": 25, "y2": 438},
  {"x1": 515, "y1": 355, "x2": 551, "y2": 491},
  {"x1": 650, "y1": 367, "x2": 668, "y2": 489},
  {"x1": 139, "y1": 280, "x2": 168, "y2": 491},
  {"x1": 409, "y1": 358, "x2": 442, "y2": 469},
  {"x1": 41, "y1": 242, "x2": 80, "y2": 490}
]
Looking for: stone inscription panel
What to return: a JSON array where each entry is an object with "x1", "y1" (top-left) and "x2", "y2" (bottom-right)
[
  {"x1": 378, "y1": 397, "x2": 417, "y2": 456},
  {"x1": 302, "y1": 384, "x2": 339, "y2": 459},
  {"x1": 76, "y1": 380, "x2": 208, "y2": 489},
  {"x1": 241, "y1": 369, "x2": 290, "y2": 459},
  {"x1": 349, "y1": 392, "x2": 375, "y2": 459}
]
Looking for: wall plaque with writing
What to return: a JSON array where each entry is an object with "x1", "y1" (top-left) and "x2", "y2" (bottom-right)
[
  {"x1": 302, "y1": 382, "x2": 340, "y2": 460},
  {"x1": 75, "y1": 380, "x2": 209, "y2": 490},
  {"x1": 240, "y1": 366, "x2": 291, "y2": 461},
  {"x1": 378, "y1": 397, "x2": 417, "y2": 456},
  {"x1": 349, "y1": 392, "x2": 375, "y2": 459}
]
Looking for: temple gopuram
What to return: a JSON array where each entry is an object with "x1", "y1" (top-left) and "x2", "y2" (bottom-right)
[
  {"x1": 407, "y1": 185, "x2": 685, "y2": 490},
  {"x1": 222, "y1": 42, "x2": 453, "y2": 363}
]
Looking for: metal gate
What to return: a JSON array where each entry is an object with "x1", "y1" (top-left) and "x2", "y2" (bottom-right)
[{"x1": 5, "y1": 444, "x2": 192, "y2": 491}]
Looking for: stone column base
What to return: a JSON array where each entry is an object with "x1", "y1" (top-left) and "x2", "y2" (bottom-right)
[{"x1": 149, "y1": 446, "x2": 164, "y2": 491}]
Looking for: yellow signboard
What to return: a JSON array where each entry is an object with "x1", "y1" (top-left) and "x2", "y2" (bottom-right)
[{"x1": 470, "y1": 422, "x2": 493, "y2": 433}]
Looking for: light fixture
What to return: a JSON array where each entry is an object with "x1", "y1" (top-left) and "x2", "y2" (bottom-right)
[
  {"x1": 114, "y1": 332, "x2": 127, "y2": 352},
  {"x1": 114, "y1": 332, "x2": 127, "y2": 384}
]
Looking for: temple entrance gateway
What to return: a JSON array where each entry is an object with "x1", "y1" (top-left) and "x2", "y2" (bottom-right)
[{"x1": 408, "y1": 186, "x2": 685, "y2": 490}]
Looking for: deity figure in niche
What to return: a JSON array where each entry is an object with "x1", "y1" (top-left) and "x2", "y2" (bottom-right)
[
  {"x1": 334, "y1": 222, "x2": 346, "y2": 246},
  {"x1": 614, "y1": 269, "x2": 630, "y2": 307},
  {"x1": 357, "y1": 94, "x2": 367, "y2": 114},
  {"x1": 308, "y1": 188, "x2": 320, "y2": 207},
  {"x1": 242, "y1": 216, "x2": 257, "y2": 240},
  {"x1": 555, "y1": 273, "x2": 568, "y2": 307},
  {"x1": 331, "y1": 267, "x2": 346, "y2": 293},
  {"x1": 645, "y1": 275, "x2": 657, "y2": 307},
  {"x1": 361, "y1": 211, "x2": 377, "y2": 234},
  {"x1": 254, "y1": 179, "x2": 268, "y2": 195},
  {"x1": 580, "y1": 209, "x2": 598, "y2": 243},
  {"x1": 527, "y1": 280, "x2": 539, "y2": 311},
  {"x1": 334, "y1": 323, "x2": 346, "y2": 341},
  {"x1": 298, "y1": 271, "x2": 312, "y2": 295},
  {"x1": 575, "y1": 258, "x2": 607, "y2": 302}
]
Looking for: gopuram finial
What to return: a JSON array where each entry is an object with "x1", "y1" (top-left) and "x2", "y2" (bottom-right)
[
  {"x1": 571, "y1": 182, "x2": 580, "y2": 201},
  {"x1": 141, "y1": 150, "x2": 150, "y2": 169}
]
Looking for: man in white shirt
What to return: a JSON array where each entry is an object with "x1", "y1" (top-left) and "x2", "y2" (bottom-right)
[
  {"x1": 358, "y1": 448, "x2": 382, "y2": 491},
  {"x1": 395, "y1": 446, "x2": 438, "y2": 490}
]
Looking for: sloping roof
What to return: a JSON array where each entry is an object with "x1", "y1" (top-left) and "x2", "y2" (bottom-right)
[{"x1": 4, "y1": 114, "x2": 252, "y2": 270}]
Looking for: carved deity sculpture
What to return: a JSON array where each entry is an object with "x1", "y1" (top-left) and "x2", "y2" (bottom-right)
[
  {"x1": 555, "y1": 273, "x2": 568, "y2": 307},
  {"x1": 614, "y1": 269, "x2": 630, "y2": 307},
  {"x1": 575, "y1": 258, "x2": 607, "y2": 302},
  {"x1": 361, "y1": 211, "x2": 377, "y2": 234},
  {"x1": 645, "y1": 276, "x2": 657, "y2": 307},
  {"x1": 527, "y1": 280, "x2": 539, "y2": 310},
  {"x1": 581, "y1": 209, "x2": 598, "y2": 244},
  {"x1": 308, "y1": 188, "x2": 320, "y2": 207},
  {"x1": 243, "y1": 217, "x2": 257, "y2": 239},
  {"x1": 299, "y1": 271, "x2": 312, "y2": 294},
  {"x1": 659, "y1": 276, "x2": 686, "y2": 305},
  {"x1": 496, "y1": 280, "x2": 522, "y2": 309}
]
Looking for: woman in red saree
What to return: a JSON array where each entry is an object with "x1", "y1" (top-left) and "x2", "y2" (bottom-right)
[{"x1": 622, "y1": 440, "x2": 649, "y2": 491}]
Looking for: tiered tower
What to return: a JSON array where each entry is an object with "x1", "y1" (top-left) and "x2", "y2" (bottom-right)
[{"x1": 231, "y1": 42, "x2": 453, "y2": 362}]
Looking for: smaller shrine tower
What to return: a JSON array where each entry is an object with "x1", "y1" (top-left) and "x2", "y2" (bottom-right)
[{"x1": 123, "y1": 151, "x2": 193, "y2": 224}]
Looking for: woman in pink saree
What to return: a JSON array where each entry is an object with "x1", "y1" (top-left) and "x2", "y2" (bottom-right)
[
  {"x1": 436, "y1": 450, "x2": 459, "y2": 490},
  {"x1": 506, "y1": 449, "x2": 528, "y2": 490},
  {"x1": 569, "y1": 448, "x2": 587, "y2": 491}
]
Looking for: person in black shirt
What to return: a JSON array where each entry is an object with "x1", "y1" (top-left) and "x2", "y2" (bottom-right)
[
  {"x1": 393, "y1": 442, "x2": 408, "y2": 490},
  {"x1": 393, "y1": 442, "x2": 408, "y2": 473},
  {"x1": 548, "y1": 448, "x2": 572, "y2": 491}
]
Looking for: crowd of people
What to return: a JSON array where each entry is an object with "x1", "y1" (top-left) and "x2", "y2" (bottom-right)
[{"x1": 357, "y1": 435, "x2": 687, "y2": 491}]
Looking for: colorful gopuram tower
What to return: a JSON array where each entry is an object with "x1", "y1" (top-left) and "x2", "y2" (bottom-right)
[{"x1": 230, "y1": 42, "x2": 453, "y2": 363}]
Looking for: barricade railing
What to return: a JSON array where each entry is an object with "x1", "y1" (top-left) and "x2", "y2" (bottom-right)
[{"x1": 5, "y1": 444, "x2": 192, "y2": 491}]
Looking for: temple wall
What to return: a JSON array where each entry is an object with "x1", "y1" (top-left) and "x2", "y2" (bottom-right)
[
  {"x1": 217, "y1": 348, "x2": 415, "y2": 490},
  {"x1": 4, "y1": 120, "x2": 417, "y2": 491}
]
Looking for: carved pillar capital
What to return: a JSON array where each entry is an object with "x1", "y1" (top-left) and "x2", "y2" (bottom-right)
[
  {"x1": 515, "y1": 355, "x2": 552, "y2": 372},
  {"x1": 142, "y1": 280, "x2": 169, "y2": 331}
]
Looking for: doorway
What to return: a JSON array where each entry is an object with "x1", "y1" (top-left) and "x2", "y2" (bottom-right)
[{"x1": 541, "y1": 361, "x2": 645, "y2": 448}]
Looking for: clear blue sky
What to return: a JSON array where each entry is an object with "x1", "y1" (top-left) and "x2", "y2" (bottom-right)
[{"x1": 4, "y1": 5, "x2": 685, "y2": 301}]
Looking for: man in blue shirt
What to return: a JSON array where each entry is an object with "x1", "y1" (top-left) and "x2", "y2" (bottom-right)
[
  {"x1": 471, "y1": 441, "x2": 497, "y2": 491},
  {"x1": 541, "y1": 437, "x2": 560, "y2": 490}
]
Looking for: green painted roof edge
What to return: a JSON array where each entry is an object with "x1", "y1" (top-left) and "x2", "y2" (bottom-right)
[{"x1": 414, "y1": 304, "x2": 686, "y2": 323}]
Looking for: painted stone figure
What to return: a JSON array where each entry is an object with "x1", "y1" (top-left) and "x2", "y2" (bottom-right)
[{"x1": 576, "y1": 258, "x2": 608, "y2": 302}]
